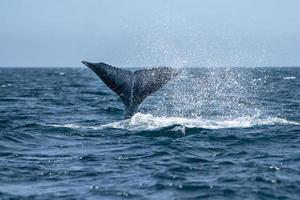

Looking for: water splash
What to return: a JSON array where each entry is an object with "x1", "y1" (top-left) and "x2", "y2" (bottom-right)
[
  {"x1": 102, "y1": 113, "x2": 299, "y2": 131},
  {"x1": 150, "y1": 67, "x2": 266, "y2": 120},
  {"x1": 50, "y1": 113, "x2": 299, "y2": 132}
]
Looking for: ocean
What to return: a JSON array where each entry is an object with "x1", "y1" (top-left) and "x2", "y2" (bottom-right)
[{"x1": 0, "y1": 67, "x2": 299, "y2": 199}]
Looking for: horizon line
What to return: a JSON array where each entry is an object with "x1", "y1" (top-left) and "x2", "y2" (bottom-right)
[{"x1": 0, "y1": 65, "x2": 300, "y2": 68}]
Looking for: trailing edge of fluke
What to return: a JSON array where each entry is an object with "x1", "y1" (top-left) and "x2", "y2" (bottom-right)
[{"x1": 82, "y1": 61, "x2": 179, "y2": 119}]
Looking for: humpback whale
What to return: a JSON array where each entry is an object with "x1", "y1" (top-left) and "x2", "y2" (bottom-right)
[{"x1": 82, "y1": 61, "x2": 179, "y2": 119}]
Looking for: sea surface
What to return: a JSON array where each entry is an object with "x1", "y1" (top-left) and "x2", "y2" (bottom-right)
[{"x1": 0, "y1": 67, "x2": 299, "y2": 199}]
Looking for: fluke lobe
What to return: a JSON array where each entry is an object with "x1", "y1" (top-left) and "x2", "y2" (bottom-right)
[{"x1": 82, "y1": 61, "x2": 179, "y2": 119}]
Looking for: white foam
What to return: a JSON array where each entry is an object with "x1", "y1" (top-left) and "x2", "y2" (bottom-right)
[
  {"x1": 283, "y1": 76, "x2": 296, "y2": 80},
  {"x1": 49, "y1": 113, "x2": 299, "y2": 131},
  {"x1": 50, "y1": 123, "x2": 99, "y2": 130},
  {"x1": 101, "y1": 113, "x2": 299, "y2": 131}
]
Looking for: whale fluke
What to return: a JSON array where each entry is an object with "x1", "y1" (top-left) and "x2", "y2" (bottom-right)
[{"x1": 82, "y1": 61, "x2": 179, "y2": 119}]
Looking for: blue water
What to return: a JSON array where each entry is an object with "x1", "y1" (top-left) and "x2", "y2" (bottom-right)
[{"x1": 0, "y1": 67, "x2": 299, "y2": 199}]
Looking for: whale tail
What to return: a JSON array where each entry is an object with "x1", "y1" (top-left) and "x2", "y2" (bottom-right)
[{"x1": 82, "y1": 61, "x2": 179, "y2": 119}]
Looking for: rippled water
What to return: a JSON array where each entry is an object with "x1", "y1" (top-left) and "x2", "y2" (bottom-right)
[{"x1": 0, "y1": 67, "x2": 299, "y2": 199}]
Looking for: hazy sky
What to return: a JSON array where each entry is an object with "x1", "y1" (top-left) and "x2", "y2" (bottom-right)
[{"x1": 1, "y1": 0, "x2": 300, "y2": 67}]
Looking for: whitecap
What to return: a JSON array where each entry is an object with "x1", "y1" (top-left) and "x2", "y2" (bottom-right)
[{"x1": 283, "y1": 76, "x2": 296, "y2": 80}]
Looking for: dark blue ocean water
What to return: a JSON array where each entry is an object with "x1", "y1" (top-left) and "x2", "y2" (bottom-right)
[{"x1": 0, "y1": 67, "x2": 299, "y2": 199}]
